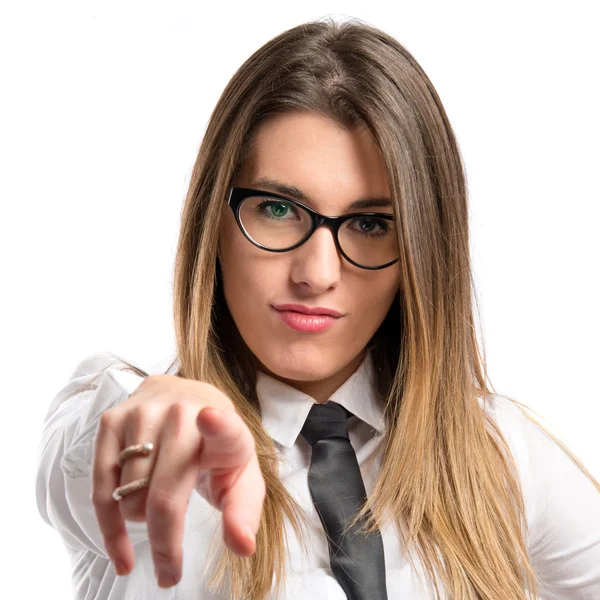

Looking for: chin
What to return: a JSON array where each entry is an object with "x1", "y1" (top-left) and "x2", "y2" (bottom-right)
[{"x1": 257, "y1": 345, "x2": 338, "y2": 382}]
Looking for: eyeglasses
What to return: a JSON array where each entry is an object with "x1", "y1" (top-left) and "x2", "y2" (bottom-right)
[{"x1": 227, "y1": 187, "x2": 399, "y2": 270}]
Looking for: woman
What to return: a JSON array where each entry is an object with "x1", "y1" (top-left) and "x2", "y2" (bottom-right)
[{"x1": 36, "y1": 17, "x2": 600, "y2": 600}]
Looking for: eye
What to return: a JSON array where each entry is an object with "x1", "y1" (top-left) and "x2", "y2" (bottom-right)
[
  {"x1": 347, "y1": 216, "x2": 392, "y2": 237},
  {"x1": 256, "y1": 200, "x2": 300, "y2": 220}
]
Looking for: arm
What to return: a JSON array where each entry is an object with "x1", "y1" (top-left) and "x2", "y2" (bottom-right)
[{"x1": 35, "y1": 353, "x2": 150, "y2": 556}]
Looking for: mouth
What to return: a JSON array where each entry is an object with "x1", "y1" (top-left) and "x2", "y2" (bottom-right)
[{"x1": 271, "y1": 304, "x2": 343, "y2": 333}]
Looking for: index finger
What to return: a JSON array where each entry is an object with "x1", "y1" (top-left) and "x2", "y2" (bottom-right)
[
  {"x1": 91, "y1": 411, "x2": 134, "y2": 575},
  {"x1": 196, "y1": 406, "x2": 264, "y2": 555}
]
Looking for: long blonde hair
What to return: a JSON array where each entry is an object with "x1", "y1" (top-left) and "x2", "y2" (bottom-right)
[{"x1": 81, "y1": 17, "x2": 599, "y2": 599}]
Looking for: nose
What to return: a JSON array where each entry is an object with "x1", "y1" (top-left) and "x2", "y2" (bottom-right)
[{"x1": 290, "y1": 225, "x2": 342, "y2": 294}]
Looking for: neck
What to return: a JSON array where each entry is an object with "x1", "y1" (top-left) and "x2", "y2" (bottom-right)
[{"x1": 259, "y1": 349, "x2": 366, "y2": 403}]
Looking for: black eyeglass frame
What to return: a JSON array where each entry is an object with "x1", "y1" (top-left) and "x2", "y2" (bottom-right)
[{"x1": 227, "y1": 187, "x2": 399, "y2": 270}]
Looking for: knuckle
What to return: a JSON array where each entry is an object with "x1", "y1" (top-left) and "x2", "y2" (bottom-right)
[
  {"x1": 167, "y1": 401, "x2": 188, "y2": 418},
  {"x1": 165, "y1": 402, "x2": 189, "y2": 434},
  {"x1": 125, "y1": 404, "x2": 147, "y2": 429},
  {"x1": 124, "y1": 402, "x2": 162, "y2": 431},
  {"x1": 99, "y1": 409, "x2": 119, "y2": 431},
  {"x1": 119, "y1": 495, "x2": 147, "y2": 521},
  {"x1": 148, "y1": 491, "x2": 180, "y2": 520},
  {"x1": 91, "y1": 489, "x2": 109, "y2": 508},
  {"x1": 152, "y1": 548, "x2": 180, "y2": 569}
]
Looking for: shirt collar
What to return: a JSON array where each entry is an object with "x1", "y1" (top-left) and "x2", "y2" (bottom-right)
[{"x1": 255, "y1": 351, "x2": 385, "y2": 448}]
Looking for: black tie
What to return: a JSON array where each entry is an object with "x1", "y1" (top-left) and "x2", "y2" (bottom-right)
[{"x1": 300, "y1": 401, "x2": 388, "y2": 600}]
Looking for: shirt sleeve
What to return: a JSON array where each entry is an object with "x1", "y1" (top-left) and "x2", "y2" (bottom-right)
[
  {"x1": 492, "y1": 396, "x2": 600, "y2": 599},
  {"x1": 35, "y1": 353, "x2": 151, "y2": 557}
]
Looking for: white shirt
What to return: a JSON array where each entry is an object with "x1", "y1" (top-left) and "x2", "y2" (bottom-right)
[{"x1": 36, "y1": 352, "x2": 600, "y2": 599}]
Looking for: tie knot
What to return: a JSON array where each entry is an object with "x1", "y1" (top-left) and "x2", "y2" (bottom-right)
[{"x1": 300, "y1": 401, "x2": 351, "y2": 445}]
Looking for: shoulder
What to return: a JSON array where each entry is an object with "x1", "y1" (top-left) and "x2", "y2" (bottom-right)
[
  {"x1": 68, "y1": 351, "x2": 149, "y2": 395},
  {"x1": 477, "y1": 393, "x2": 547, "y2": 471},
  {"x1": 477, "y1": 392, "x2": 554, "y2": 458},
  {"x1": 68, "y1": 351, "x2": 121, "y2": 379},
  {"x1": 478, "y1": 393, "x2": 600, "y2": 545},
  {"x1": 479, "y1": 397, "x2": 600, "y2": 595},
  {"x1": 477, "y1": 392, "x2": 567, "y2": 476},
  {"x1": 45, "y1": 353, "x2": 148, "y2": 424},
  {"x1": 477, "y1": 393, "x2": 556, "y2": 534}
]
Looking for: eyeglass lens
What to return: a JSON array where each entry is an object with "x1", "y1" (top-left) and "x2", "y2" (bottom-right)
[{"x1": 238, "y1": 195, "x2": 398, "y2": 268}]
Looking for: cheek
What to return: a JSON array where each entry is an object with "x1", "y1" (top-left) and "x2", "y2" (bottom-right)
[
  {"x1": 219, "y1": 232, "x2": 285, "y2": 323},
  {"x1": 353, "y1": 271, "x2": 399, "y2": 312},
  {"x1": 220, "y1": 214, "x2": 257, "y2": 288},
  {"x1": 346, "y1": 273, "x2": 399, "y2": 338}
]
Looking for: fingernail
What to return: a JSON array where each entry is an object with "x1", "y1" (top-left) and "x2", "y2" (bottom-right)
[
  {"x1": 157, "y1": 569, "x2": 178, "y2": 588},
  {"x1": 113, "y1": 558, "x2": 128, "y2": 576}
]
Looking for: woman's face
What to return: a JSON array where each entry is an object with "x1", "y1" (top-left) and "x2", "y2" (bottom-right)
[{"x1": 218, "y1": 111, "x2": 401, "y2": 398}]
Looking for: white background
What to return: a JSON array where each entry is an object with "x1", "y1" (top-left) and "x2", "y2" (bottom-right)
[{"x1": 1, "y1": 1, "x2": 598, "y2": 597}]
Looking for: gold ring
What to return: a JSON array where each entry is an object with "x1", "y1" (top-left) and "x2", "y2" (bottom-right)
[
  {"x1": 112, "y1": 476, "x2": 151, "y2": 501},
  {"x1": 113, "y1": 442, "x2": 155, "y2": 502},
  {"x1": 117, "y1": 442, "x2": 154, "y2": 468}
]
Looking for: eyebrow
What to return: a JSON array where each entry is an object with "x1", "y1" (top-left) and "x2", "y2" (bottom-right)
[{"x1": 250, "y1": 177, "x2": 393, "y2": 211}]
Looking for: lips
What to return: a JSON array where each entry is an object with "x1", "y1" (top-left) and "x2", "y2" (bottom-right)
[
  {"x1": 272, "y1": 304, "x2": 344, "y2": 317},
  {"x1": 271, "y1": 304, "x2": 343, "y2": 333}
]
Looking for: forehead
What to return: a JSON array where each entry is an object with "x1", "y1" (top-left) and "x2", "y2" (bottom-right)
[{"x1": 243, "y1": 111, "x2": 391, "y2": 212}]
